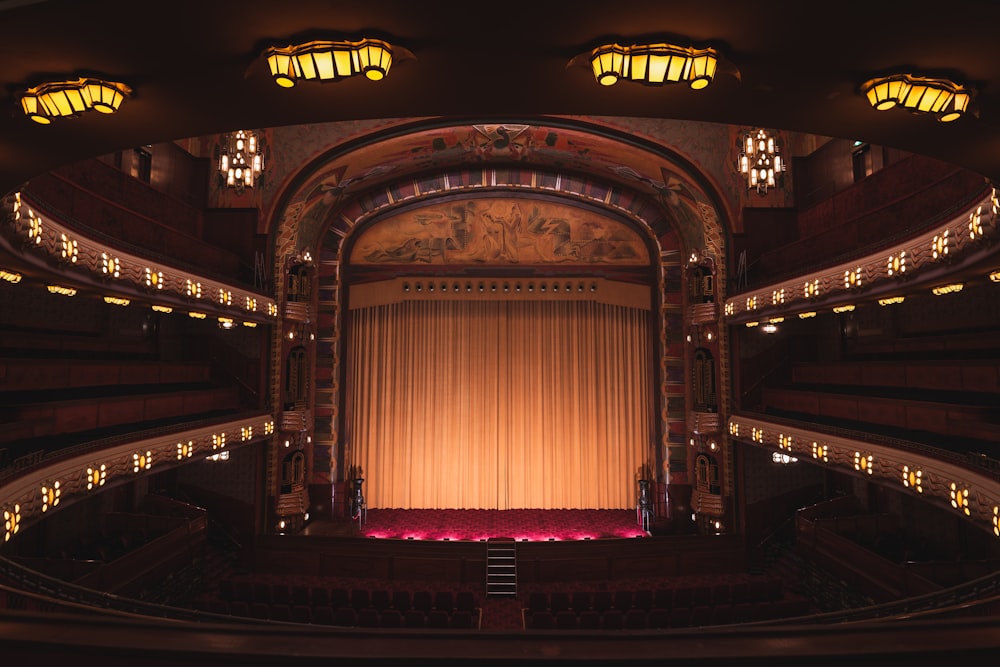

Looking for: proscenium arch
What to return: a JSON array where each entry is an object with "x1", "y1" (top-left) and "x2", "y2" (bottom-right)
[
  {"x1": 341, "y1": 191, "x2": 660, "y2": 510},
  {"x1": 268, "y1": 117, "x2": 736, "y2": 257},
  {"x1": 268, "y1": 120, "x2": 733, "y2": 511}
]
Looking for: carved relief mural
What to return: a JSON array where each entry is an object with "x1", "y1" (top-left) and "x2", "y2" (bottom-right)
[{"x1": 349, "y1": 198, "x2": 649, "y2": 266}]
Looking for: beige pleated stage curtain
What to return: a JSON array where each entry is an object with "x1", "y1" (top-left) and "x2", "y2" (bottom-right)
[{"x1": 345, "y1": 293, "x2": 652, "y2": 510}]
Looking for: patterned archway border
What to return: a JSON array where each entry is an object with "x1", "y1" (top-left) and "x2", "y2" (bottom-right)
[{"x1": 269, "y1": 121, "x2": 732, "y2": 498}]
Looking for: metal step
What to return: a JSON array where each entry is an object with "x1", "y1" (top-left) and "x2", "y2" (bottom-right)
[{"x1": 486, "y1": 537, "x2": 518, "y2": 598}]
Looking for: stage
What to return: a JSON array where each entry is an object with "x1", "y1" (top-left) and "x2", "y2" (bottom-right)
[
  {"x1": 301, "y1": 508, "x2": 650, "y2": 541},
  {"x1": 259, "y1": 510, "x2": 742, "y2": 597}
]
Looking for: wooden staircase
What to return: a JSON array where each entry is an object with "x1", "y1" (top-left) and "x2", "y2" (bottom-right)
[{"x1": 486, "y1": 537, "x2": 517, "y2": 598}]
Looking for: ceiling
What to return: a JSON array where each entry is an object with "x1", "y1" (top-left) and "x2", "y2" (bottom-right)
[{"x1": 3, "y1": 0, "x2": 1000, "y2": 196}]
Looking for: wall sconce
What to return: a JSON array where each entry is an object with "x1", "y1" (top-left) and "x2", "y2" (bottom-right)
[
  {"x1": 771, "y1": 451, "x2": 798, "y2": 465},
  {"x1": 263, "y1": 38, "x2": 410, "y2": 87},
  {"x1": 932, "y1": 283, "x2": 964, "y2": 296},
  {"x1": 47, "y1": 285, "x2": 77, "y2": 297},
  {"x1": 738, "y1": 128, "x2": 784, "y2": 194},
  {"x1": 85, "y1": 464, "x2": 106, "y2": 490},
  {"x1": 573, "y1": 41, "x2": 722, "y2": 89},
  {"x1": 218, "y1": 129, "x2": 265, "y2": 192},
  {"x1": 3, "y1": 503, "x2": 21, "y2": 542},
  {"x1": 860, "y1": 74, "x2": 972, "y2": 122},
  {"x1": 20, "y1": 77, "x2": 132, "y2": 124}
]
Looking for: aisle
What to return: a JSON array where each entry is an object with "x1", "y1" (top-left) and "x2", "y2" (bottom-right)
[{"x1": 479, "y1": 595, "x2": 525, "y2": 630}]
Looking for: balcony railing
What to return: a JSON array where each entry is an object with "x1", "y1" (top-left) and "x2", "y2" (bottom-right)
[
  {"x1": 284, "y1": 301, "x2": 310, "y2": 323},
  {"x1": 688, "y1": 302, "x2": 717, "y2": 325}
]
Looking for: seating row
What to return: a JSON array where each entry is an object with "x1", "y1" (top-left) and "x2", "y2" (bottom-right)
[
  {"x1": 201, "y1": 599, "x2": 480, "y2": 629},
  {"x1": 524, "y1": 578, "x2": 784, "y2": 615},
  {"x1": 0, "y1": 358, "x2": 211, "y2": 393},
  {"x1": 524, "y1": 598, "x2": 811, "y2": 630},
  {"x1": 216, "y1": 579, "x2": 478, "y2": 615}
]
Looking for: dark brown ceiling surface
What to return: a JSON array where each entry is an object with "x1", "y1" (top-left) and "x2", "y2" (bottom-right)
[{"x1": 2, "y1": 0, "x2": 1000, "y2": 195}]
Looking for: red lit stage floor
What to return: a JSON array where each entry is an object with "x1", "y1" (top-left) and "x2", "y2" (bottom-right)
[{"x1": 345, "y1": 508, "x2": 649, "y2": 541}]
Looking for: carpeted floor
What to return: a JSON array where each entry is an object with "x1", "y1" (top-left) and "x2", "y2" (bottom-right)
[{"x1": 479, "y1": 596, "x2": 526, "y2": 629}]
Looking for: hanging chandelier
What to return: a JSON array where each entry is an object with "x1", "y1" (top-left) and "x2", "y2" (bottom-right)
[
  {"x1": 218, "y1": 130, "x2": 265, "y2": 193},
  {"x1": 738, "y1": 128, "x2": 784, "y2": 195}
]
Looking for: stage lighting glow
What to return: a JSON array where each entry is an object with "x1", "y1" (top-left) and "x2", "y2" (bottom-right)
[{"x1": 358, "y1": 508, "x2": 650, "y2": 541}]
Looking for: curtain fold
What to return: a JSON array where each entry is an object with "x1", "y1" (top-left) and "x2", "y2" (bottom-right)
[{"x1": 346, "y1": 298, "x2": 651, "y2": 509}]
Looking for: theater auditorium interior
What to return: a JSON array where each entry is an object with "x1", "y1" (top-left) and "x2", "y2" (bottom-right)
[{"x1": 1, "y1": 1, "x2": 1000, "y2": 664}]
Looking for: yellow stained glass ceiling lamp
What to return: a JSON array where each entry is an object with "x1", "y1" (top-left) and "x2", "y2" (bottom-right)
[
  {"x1": 860, "y1": 73, "x2": 972, "y2": 122},
  {"x1": 582, "y1": 41, "x2": 720, "y2": 89},
  {"x1": 264, "y1": 38, "x2": 411, "y2": 87},
  {"x1": 20, "y1": 77, "x2": 132, "y2": 124}
]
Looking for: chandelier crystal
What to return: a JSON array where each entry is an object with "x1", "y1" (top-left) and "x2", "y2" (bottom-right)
[
  {"x1": 738, "y1": 128, "x2": 784, "y2": 195},
  {"x1": 218, "y1": 130, "x2": 265, "y2": 193}
]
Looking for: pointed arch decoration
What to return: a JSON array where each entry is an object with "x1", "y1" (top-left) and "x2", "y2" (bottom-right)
[{"x1": 269, "y1": 121, "x2": 731, "y2": 514}]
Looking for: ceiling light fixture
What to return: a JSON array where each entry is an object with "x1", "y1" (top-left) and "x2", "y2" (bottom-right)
[
  {"x1": 20, "y1": 77, "x2": 132, "y2": 124},
  {"x1": 218, "y1": 129, "x2": 265, "y2": 192},
  {"x1": 264, "y1": 38, "x2": 407, "y2": 87},
  {"x1": 738, "y1": 128, "x2": 784, "y2": 195},
  {"x1": 860, "y1": 74, "x2": 972, "y2": 122},
  {"x1": 574, "y1": 41, "x2": 720, "y2": 89},
  {"x1": 589, "y1": 44, "x2": 627, "y2": 86}
]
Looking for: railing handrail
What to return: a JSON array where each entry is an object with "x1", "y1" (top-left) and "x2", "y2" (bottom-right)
[
  {"x1": 735, "y1": 410, "x2": 1000, "y2": 480},
  {"x1": 21, "y1": 185, "x2": 256, "y2": 290},
  {"x1": 762, "y1": 509, "x2": 1000, "y2": 625},
  {"x1": 0, "y1": 409, "x2": 266, "y2": 483},
  {"x1": 743, "y1": 180, "x2": 991, "y2": 289}
]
